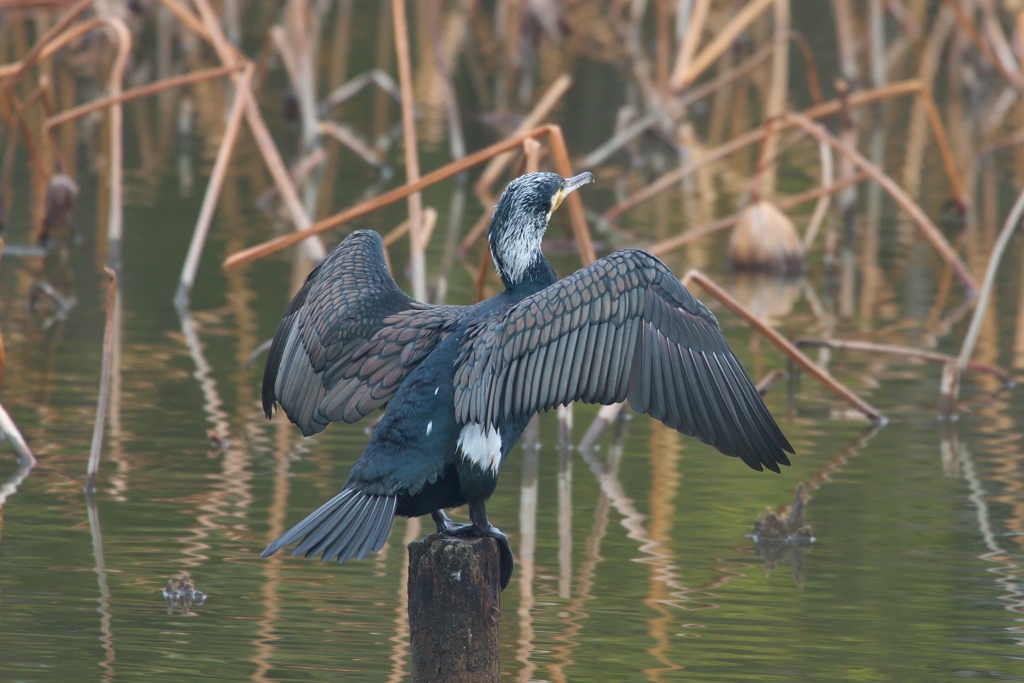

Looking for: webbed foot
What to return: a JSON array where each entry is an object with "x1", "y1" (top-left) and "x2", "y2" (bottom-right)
[
  {"x1": 465, "y1": 501, "x2": 515, "y2": 590},
  {"x1": 431, "y1": 509, "x2": 472, "y2": 535}
]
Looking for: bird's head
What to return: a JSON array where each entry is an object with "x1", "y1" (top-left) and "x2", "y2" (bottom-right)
[{"x1": 488, "y1": 171, "x2": 594, "y2": 288}]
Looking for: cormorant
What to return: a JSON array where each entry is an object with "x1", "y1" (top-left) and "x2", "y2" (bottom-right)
[{"x1": 260, "y1": 171, "x2": 793, "y2": 589}]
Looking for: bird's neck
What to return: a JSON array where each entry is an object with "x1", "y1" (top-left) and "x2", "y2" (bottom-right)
[{"x1": 500, "y1": 254, "x2": 557, "y2": 295}]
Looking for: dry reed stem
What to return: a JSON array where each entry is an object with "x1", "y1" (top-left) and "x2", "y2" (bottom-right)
[
  {"x1": 0, "y1": 399, "x2": 33, "y2": 466},
  {"x1": 670, "y1": 0, "x2": 775, "y2": 91},
  {"x1": 669, "y1": 0, "x2": 711, "y2": 89},
  {"x1": 789, "y1": 31, "x2": 824, "y2": 104},
  {"x1": 189, "y1": 0, "x2": 325, "y2": 262},
  {"x1": 222, "y1": 124, "x2": 579, "y2": 270},
  {"x1": 546, "y1": 126, "x2": 595, "y2": 265},
  {"x1": 758, "y1": 0, "x2": 790, "y2": 198},
  {"x1": 680, "y1": 269, "x2": 886, "y2": 422},
  {"x1": 755, "y1": 369, "x2": 786, "y2": 396},
  {"x1": 0, "y1": 0, "x2": 93, "y2": 91},
  {"x1": 382, "y1": 207, "x2": 439, "y2": 249},
  {"x1": 45, "y1": 64, "x2": 243, "y2": 129},
  {"x1": 458, "y1": 204, "x2": 495, "y2": 256},
  {"x1": 4, "y1": 89, "x2": 49, "y2": 181},
  {"x1": 604, "y1": 79, "x2": 966, "y2": 222},
  {"x1": 86, "y1": 267, "x2": 118, "y2": 492},
  {"x1": 648, "y1": 170, "x2": 869, "y2": 257},
  {"x1": 941, "y1": 0, "x2": 1024, "y2": 88},
  {"x1": 784, "y1": 111, "x2": 977, "y2": 294},
  {"x1": 941, "y1": 183, "x2": 1024, "y2": 412},
  {"x1": 0, "y1": 237, "x2": 4, "y2": 389},
  {"x1": 523, "y1": 137, "x2": 543, "y2": 174},
  {"x1": 174, "y1": 65, "x2": 253, "y2": 307},
  {"x1": 796, "y1": 338, "x2": 1011, "y2": 385},
  {"x1": 582, "y1": 40, "x2": 775, "y2": 170},
  {"x1": 100, "y1": 18, "x2": 130, "y2": 270},
  {"x1": 316, "y1": 120, "x2": 385, "y2": 168},
  {"x1": 0, "y1": 237, "x2": 4, "y2": 393},
  {"x1": 3, "y1": 15, "x2": 133, "y2": 266},
  {"x1": 391, "y1": 0, "x2": 426, "y2": 300},
  {"x1": 474, "y1": 73, "x2": 573, "y2": 195},
  {"x1": 157, "y1": 0, "x2": 245, "y2": 62},
  {"x1": 321, "y1": 69, "x2": 400, "y2": 116},
  {"x1": 802, "y1": 139, "x2": 834, "y2": 249},
  {"x1": 577, "y1": 403, "x2": 625, "y2": 453}
]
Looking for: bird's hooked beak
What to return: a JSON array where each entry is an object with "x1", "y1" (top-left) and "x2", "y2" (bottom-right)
[{"x1": 552, "y1": 172, "x2": 595, "y2": 212}]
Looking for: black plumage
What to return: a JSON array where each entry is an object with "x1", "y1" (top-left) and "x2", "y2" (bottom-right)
[{"x1": 260, "y1": 171, "x2": 793, "y2": 589}]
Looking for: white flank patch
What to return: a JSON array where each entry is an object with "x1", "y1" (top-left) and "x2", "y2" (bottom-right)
[
  {"x1": 426, "y1": 421, "x2": 433, "y2": 436},
  {"x1": 457, "y1": 422, "x2": 503, "y2": 474},
  {"x1": 434, "y1": 387, "x2": 439, "y2": 395}
]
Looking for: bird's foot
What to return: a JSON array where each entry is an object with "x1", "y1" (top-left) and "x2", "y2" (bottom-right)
[
  {"x1": 431, "y1": 509, "x2": 472, "y2": 535},
  {"x1": 444, "y1": 522, "x2": 514, "y2": 591}
]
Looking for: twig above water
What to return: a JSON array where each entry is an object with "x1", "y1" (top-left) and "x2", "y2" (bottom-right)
[
  {"x1": 681, "y1": 269, "x2": 886, "y2": 423},
  {"x1": 86, "y1": 267, "x2": 118, "y2": 493}
]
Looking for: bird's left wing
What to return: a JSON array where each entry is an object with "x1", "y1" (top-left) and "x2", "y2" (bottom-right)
[
  {"x1": 454, "y1": 249, "x2": 793, "y2": 472},
  {"x1": 263, "y1": 230, "x2": 461, "y2": 435}
]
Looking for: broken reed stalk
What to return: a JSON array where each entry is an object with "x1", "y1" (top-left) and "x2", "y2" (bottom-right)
[
  {"x1": 648, "y1": 170, "x2": 869, "y2": 256},
  {"x1": 6, "y1": 17, "x2": 135, "y2": 266},
  {"x1": 670, "y1": 0, "x2": 775, "y2": 91},
  {"x1": 317, "y1": 121, "x2": 385, "y2": 168},
  {"x1": 174, "y1": 65, "x2": 253, "y2": 308},
  {"x1": 222, "y1": 124, "x2": 583, "y2": 270},
  {"x1": 474, "y1": 73, "x2": 572, "y2": 195},
  {"x1": 391, "y1": 0, "x2": 426, "y2": 301},
  {"x1": 523, "y1": 137, "x2": 543, "y2": 174},
  {"x1": 190, "y1": 0, "x2": 326, "y2": 262},
  {"x1": 758, "y1": 0, "x2": 790, "y2": 199},
  {"x1": 941, "y1": 184, "x2": 1024, "y2": 413},
  {"x1": 802, "y1": 139, "x2": 835, "y2": 249},
  {"x1": 680, "y1": 269, "x2": 886, "y2": 423},
  {"x1": 103, "y1": 19, "x2": 131, "y2": 271},
  {"x1": 382, "y1": 207, "x2": 439, "y2": 249},
  {"x1": 577, "y1": 403, "x2": 625, "y2": 453},
  {"x1": 0, "y1": 237, "x2": 32, "y2": 466},
  {"x1": 157, "y1": 0, "x2": 245, "y2": 62},
  {"x1": 319, "y1": 69, "x2": 402, "y2": 112},
  {"x1": 86, "y1": 267, "x2": 118, "y2": 493},
  {"x1": 45, "y1": 64, "x2": 244, "y2": 129},
  {"x1": 0, "y1": 399, "x2": 34, "y2": 466},
  {"x1": 789, "y1": 31, "x2": 824, "y2": 105},
  {"x1": 603, "y1": 79, "x2": 966, "y2": 223},
  {"x1": 582, "y1": 39, "x2": 775, "y2": 170},
  {"x1": 796, "y1": 338, "x2": 1011, "y2": 386},
  {"x1": 0, "y1": 0, "x2": 94, "y2": 92},
  {"x1": 783, "y1": 112, "x2": 977, "y2": 294},
  {"x1": 0, "y1": 239, "x2": 3, "y2": 388},
  {"x1": 669, "y1": 0, "x2": 711, "y2": 87},
  {"x1": 4, "y1": 90, "x2": 50, "y2": 182},
  {"x1": 940, "y1": 0, "x2": 1024, "y2": 89},
  {"x1": 546, "y1": 127, "x2": 595, "y2": 265},
  {"x1": 428, "y1": 0, "x2": 465, "y2": 162}
]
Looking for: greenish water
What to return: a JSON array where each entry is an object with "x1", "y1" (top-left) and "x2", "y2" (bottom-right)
[{"x1": 2, "y1": 3, "x2": 1024, "y2": 681}]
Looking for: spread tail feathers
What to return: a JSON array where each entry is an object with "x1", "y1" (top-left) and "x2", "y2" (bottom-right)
[{"x1": 261, "y1": 489, "x2": 397, "y2": 564}]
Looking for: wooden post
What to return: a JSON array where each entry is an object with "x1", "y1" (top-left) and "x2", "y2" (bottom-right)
[{"x1": 408, "y1": 534, "x2": 501, "y2": 682}]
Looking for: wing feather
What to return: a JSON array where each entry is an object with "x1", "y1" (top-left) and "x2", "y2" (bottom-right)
[
  {"x1": 455, "y1": 249, "x2": 792, "y2": 471},
  {"x1": 262, "y1": 230, "x2": 461, "y2": 435}
]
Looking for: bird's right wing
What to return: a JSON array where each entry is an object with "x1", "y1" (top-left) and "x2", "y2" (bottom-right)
[
  {"x1": 263, "y1": 230, "x2": 461, "y2": 435},
  {"x1": 454, "y1": 249, "x2": 792, "y2": 472}
]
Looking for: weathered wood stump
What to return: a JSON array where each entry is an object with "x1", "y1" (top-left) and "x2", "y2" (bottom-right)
[{"x1": 408, "y1": 533, "x2": 501, "y2": 682}]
